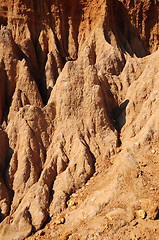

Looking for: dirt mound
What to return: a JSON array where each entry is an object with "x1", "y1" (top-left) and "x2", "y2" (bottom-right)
[{"x1": 0, "y1": 0, "x2": 159, "y2": 239}]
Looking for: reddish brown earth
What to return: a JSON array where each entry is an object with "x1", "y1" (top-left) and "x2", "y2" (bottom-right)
[{"x1": 0, "y1": 0, "x2": 159, "y2": 239}]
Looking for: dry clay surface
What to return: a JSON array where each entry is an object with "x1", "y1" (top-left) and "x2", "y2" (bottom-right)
[{"x1": 0, "y1": 0, "x2": 159, "y2": 239}]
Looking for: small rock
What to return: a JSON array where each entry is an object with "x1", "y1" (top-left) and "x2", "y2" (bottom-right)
[
  {"x1": 68, "y1": 233, "x2": 81, "y2": 240},
  {"x1": 132, "y1": 221, "x2": 138, "y2": 226},
  {"x1": 140, "y1": 198, "x2": 159, "y2": 220},
  {"x1": 120, "y1": 219, "x2": 126, "y2": 227},
  {"x1": 130, "y1": 233, "x2": 136, "y2": 240},
  {"x1": 60, "y1": 217, "x2": 65, "y2": 224},
  {"x1": 94, "y1": 172, "x2": 98, "y2": 176},
  {"x1": 55, "y1": 216, "x2": 65, "y2": 225},
  {"x1": 151, "y1": 149, "x2": 156, "y2": 154},
  {"x1": 116, "y1": 147, "x2": 122, "y2": 153},
  {"x1": 67, "y1": 200, "x2": 76, "y2": 207},
  {"x1": 136, "y1": 209, "x2": 146, "y2": 219},
  {"x1": 109, "y1": 147, "x2": 115, "y2": 156},
  {"x1": 141, "y1": 163, "x2": 147, "y2": 167},
  {"x1": 38, "y1": 230, "x2": 45, "y2": 236},
  {"x1": 59, "y1": 232, "x2": 70, "y2": 240}
]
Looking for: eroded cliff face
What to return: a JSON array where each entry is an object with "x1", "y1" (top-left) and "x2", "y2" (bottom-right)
[{"x1": 0, "y1": 0, "x2": 159, "y2": 239}]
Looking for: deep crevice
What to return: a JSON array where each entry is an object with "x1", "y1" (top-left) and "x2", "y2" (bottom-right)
[
  {"x1": 80, "y1": 137, "x2": 96, "y2": 174},
  {"x1": 110, "y1": 99, "x2": 129, "y2": 147},
  {"x1": 114, "y1": 0, "x2": 147, "y2": 57},
  {"x1": 0, "y1": 18, "x2": 7, "y2": 27},
  {"x1": 39, "y1": 215, "x2": 51, "y2": 231},
  {"x1": 154, "y1": 210, "x2": 159, "y2": 220}
]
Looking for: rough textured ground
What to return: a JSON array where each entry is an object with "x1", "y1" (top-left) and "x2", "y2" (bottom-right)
[{"x1": 0, "y1": 0, "x2": 159, "y2": 239}]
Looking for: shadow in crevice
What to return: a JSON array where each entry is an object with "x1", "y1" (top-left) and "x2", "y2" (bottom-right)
[
  {"x1": 0, "y1": 135, "x2": 14, "y2": 221},
  {"x1": 80, "y1": 137, "x2": 96, "y2": 174},
  {"x1": 114, "y1": 1, "x2": 146, "y2": 57},
  {"x1": 117, "y1": 99, "x2": 129, "y2": 131},
  {"x1": 29, "y1": 0, "x2": 83, "y2": 106},
  {"x1": 110, "y1": 99, "x2": 129, "y2": 147},
  {"x1": 154, "y1": 211, "x2": 159, "y2": 220},
  {"x1": 104, "y1": 0, "x2": 151, "y2": 58},
  {"x1": 111, "y1": 99, "x2": 129, "y2": 131},
  {"x1": 48, "y1": 0, "x2": 82, "y2": 64},
  {"x1": 115, "y1": 1, "x2": 147, "y2": 57}
]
